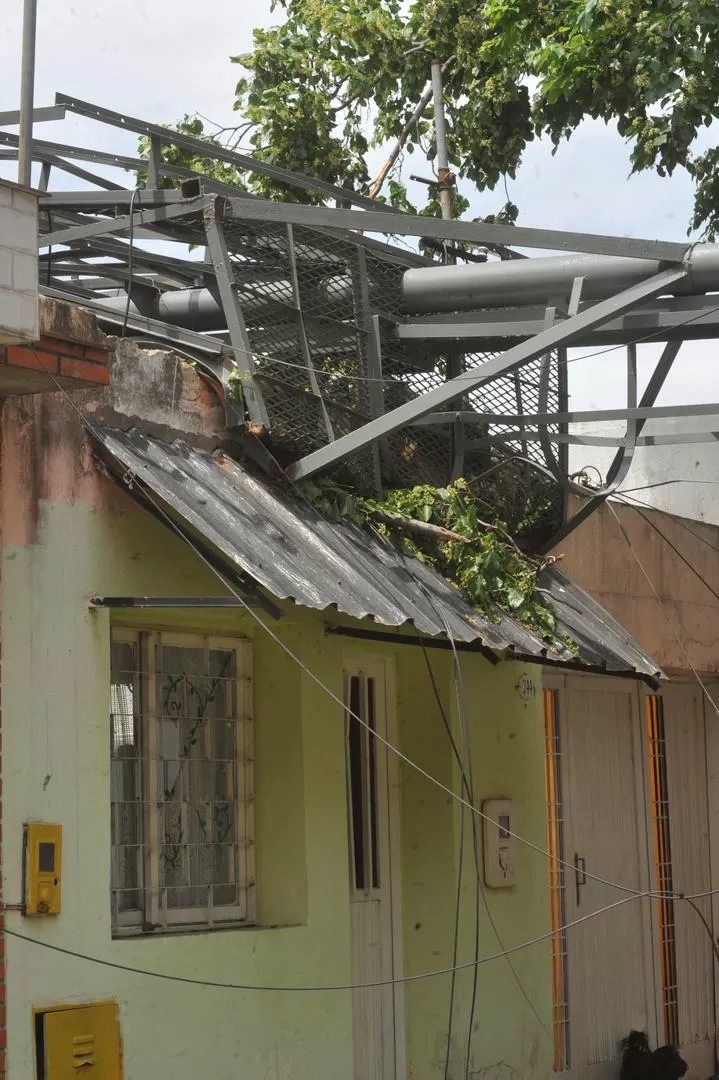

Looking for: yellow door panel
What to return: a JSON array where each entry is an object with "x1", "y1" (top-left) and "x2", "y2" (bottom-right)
[{"x1": 40, "y1": 1003, "x2": 122, "y2": 1079}]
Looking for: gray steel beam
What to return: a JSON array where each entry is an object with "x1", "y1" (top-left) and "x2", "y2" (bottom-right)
[
  {"x1": 412, "y1": 402, "x2": 719, "y2": 427},
  {"x1": 39, "y1": 189, "x2": 188, "y2": 209},
  {"x1": 397, "y1": 294, "x2": 719, "y2": 346},
  {"x1": 40, "y1": 195, "x2": 211, "y2": 247},
  {"x1": 224, "y1": 197, "x2": 690, "y2": 262},
  {"x1": 203, "y1": 207, "x2": 269, "y2": 430},
  {"x1": 0, "y1": 130, "x2": 236, "y2": 192},
  {"x1": 539, "y1": 338, "x2": 682, "y2": 550},
  {"x1": 3, "y1": 147, "x2": 125, "y2": 191},
  {"x1": 470, "y1": 428, "x2": 719, "y2": 448},
  {"x1": 0, "y1": 104, "x2": 66, "y2": 126},
  {"x1": 286, "y1": 267, "x2": 688, "y2": 481},
  {"x1": 55, "y1": 92, "x2": 404, "y2": 214},
  {"x1": 39, "y1": 233, "x2": 215, "y2": 283},
  {"x1": 0, "y1": 129, "x2": 149, "y2": 173}
]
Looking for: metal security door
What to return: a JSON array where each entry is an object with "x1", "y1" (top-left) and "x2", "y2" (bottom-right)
[
  {"x1": 557, "y1": 675, "x2": 658, "y2": 1080},
  {"x1": 345, "y1": 659, "x2": 402, "y2": 1080}
]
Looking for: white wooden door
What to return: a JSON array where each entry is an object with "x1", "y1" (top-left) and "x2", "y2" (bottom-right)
[
  {"x1": 344, "y1": 658, "x2": 403, "y2": 1080},
  {"x1": 659, "y1": 683, "x2": 714, "y2": 1078},
  {"x1": 557, "y1": 675, "x2": 658, "y2": 1080}
]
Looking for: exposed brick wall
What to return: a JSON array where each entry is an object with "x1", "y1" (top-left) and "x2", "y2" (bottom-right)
[{"x1": 0, "y1": 335, "x2": 109, "y2": 388}]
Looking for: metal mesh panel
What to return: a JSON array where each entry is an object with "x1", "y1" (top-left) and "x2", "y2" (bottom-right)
[{"x1": 218, "y1": 213, "x2": 563, "y2": 537}]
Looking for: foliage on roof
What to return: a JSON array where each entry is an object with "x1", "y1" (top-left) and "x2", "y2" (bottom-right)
[{"x1": 300, "y1": 476, "x2": 573, "y2": 647}]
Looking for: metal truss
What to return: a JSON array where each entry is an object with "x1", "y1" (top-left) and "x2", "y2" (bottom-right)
[{"x1": 5, "y1": 93, "x2": 719, "y2": 548}]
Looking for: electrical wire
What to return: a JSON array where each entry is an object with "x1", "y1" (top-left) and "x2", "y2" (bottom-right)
[
  {"x1": 122, "y1": 327, "x2": 544, "y2": 396},
  {"x1": 615, "y1": 491, "x2": 719, "y2": 556},
  {"x1": 2, "y1": 893, "x2": 651, "y2": 992},
  {"x1": 409, "y1": 562, "x2": 541, "y2": 1075},
  {"x1": 619, "y1": 479, "x2": 719, "y2": 495},
  {"x1": 421, "y1": 644, "x2": 550, "y2": 1043},
  {"x1": 607, "y1": 502, "x2": 719, "y2": 719},
  {"x1": 451, "y1": 646, "x2": 482, "y2": 1079},
  {"x1": 683, "y1": 896, "x2": 719, "y2": 970},
  {"x1": 612, "y1": 496, "x2": 719, "y2": 604},
  {"x1": 29, "y1": 348, "x2": 711, "y2": 904},
  {"x1": 560, "y1": 295, "x2": 719, "y2": 367},
  {"x1": 441, "y1": 645, "x2": 468, "y2": 1080}
]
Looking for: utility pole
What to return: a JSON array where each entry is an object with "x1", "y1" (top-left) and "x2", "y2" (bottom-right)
[
  {"x1": 18, "y1": 0, "x2": 38, "y2": 187},
  {"x1": 430, "y1": 59, "x2": 455, "y2": 235}
]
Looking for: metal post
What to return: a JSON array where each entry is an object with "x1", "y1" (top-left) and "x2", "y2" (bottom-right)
[
  {"x1": 431, "y1": 60, "x2": 453, "y2": 226},
  {"x1": 18, "y1": 0, "x2": 38, "y2": 187}
]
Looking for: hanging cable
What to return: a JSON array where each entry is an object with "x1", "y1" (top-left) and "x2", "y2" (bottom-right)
[
  {"x1": 612, "y1": 497, "x2": 719, "y2": 603},
  {"x1": 682, "y1": 896, "x2": 719, "y2": 969},
  {"x1": 2, "y1": 893, "x2": 652, "y2": 992},
  {"x1": 422, "y1": 643, "x2": 550, "y2": 1044},
  {"x1": 607, "y1": 503, "x2": 719, "y2": 719},
  {"x1": 615, "y1": 491, "x2": 719, "y2": 556}
]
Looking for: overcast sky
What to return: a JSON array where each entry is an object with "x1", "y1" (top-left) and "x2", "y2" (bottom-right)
[{"x1": 1, "y1": 0, "x2": 717, "y2": 511}]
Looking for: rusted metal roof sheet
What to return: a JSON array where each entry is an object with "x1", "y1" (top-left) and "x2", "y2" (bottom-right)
[{"x1": 93, "y1": 424, "x2": 661, "y2": 679}]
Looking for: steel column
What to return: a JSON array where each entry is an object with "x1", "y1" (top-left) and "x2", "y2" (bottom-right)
[
  {"x1": 18, "y1": 0, "x2": 38, "y2": 186},
  {"x1": 203, "y1": 205, "x2": 269, "y2": 430}
]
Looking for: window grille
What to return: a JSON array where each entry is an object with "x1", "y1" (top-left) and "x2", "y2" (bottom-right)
[{"x1": 110, "y1": 630, "x2": 254, "y2": 934}]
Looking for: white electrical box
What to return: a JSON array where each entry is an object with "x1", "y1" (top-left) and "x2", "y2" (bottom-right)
[{"x1": 482, "y1": 798, "x2": 516, "y2": 888}]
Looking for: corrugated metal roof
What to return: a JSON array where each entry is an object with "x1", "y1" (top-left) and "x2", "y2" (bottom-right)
[{"x1": 92, "y1": 424, "x2": 661, "y2": 679}]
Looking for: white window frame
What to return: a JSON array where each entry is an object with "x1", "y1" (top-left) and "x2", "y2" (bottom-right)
[{"x1": 110, "y1": 628, "x2": 255, "y2": 936}]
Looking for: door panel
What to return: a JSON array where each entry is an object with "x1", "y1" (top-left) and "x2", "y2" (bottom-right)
[
  {"x1": 345, "y1": 660, "x2": 401, "y2": 1080},
  {"x1": 560, "y1": 678, "x2": 657, "y2": 1080},
  {"x1": 661, "y1": 684, "x2": 714, "y2": 1077}
]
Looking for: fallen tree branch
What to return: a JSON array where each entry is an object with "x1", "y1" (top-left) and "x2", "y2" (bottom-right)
[{"x1": 367, "y1": 507, "x2": 470, "y2": 544}]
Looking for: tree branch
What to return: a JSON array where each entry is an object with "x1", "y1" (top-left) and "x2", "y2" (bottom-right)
[
  {"x1": 367, "y1": 506, "x2": 470, "y2": 544},
  {"x1": 369, "y1": 56, "x2": 455, "y2": 200}
]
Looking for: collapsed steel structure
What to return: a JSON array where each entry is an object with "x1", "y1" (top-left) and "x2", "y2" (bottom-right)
[{"x1": 2, "y1": 94, "x2": 719, "y2": 549}]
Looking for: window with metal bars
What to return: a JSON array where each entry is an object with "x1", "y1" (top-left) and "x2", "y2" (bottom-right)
[
  {"x1": 646, "y1": 694, "x2": 679, "y2": 1047},
  {"x1": 110, "y1": 630, "x2": 254, "y2": 934},
  {"x1": 543, "y1": 688, "x2": 570, "y2": 1071}
]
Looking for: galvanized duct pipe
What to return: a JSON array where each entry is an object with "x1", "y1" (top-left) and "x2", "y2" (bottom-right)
[
  {"x1": 97, "y1": 276, "x2": 357, "y2": 330},
  {"x1": 402, "y1": 244, "x2": 719, "y2": 313}
]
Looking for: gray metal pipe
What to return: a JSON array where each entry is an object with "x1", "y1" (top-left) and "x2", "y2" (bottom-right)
[
  {"x1": 431, "y1": 60, "x2": 453, "y2": 226},
  {"x1": 98, "y1": 276, "x2": 357, "y2": 330},
  {"x1": 402, "y1": 244, "x2": 719, "y2": 313},
  {"x1": 18, "y1": 0, "x2": 38, "y2": 187}
]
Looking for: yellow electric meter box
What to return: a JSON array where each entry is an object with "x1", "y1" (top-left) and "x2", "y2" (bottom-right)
[
  {"x1": 25, "y1": 823, "x2": 62, "y2": 915},
  {"x1": 35, "y1": 1001, "x2": 122, "y2": 1079}
]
